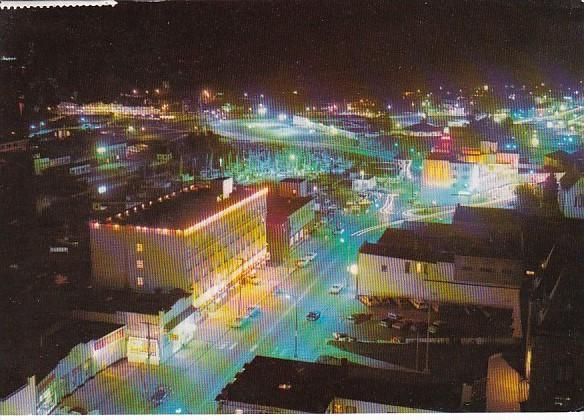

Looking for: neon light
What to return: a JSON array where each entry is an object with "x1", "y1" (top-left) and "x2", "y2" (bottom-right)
[{"x1": 183, "y1": 188, "x2": 268, "y2": 236}]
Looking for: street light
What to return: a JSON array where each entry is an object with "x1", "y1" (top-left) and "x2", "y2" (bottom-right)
[{"x1": 284, "y1": 293, "x2": 299, "y2": 359}]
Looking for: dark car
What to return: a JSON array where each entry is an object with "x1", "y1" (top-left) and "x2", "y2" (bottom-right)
[
  {"x1": 410, "y1": 321, "x2": 427, "y2": 333},
  {"x1": 346, "y1": 313, "x2": 371, "y2": 323},
  {"x1": 391, "y1": 320, "x2": 411, "y2": 330},
  {"x1": 379, "y1": 317, "x2": 394, "y2": 328},
  {"x1": 150, "y1": 386, "x2": 170, "y2": 407},
  {"x1": 387, "y1": 312, "x2": 402, "y2": 321},
  {"x1": 306, "y1": 311, "x2": 321, "y2": 321}
]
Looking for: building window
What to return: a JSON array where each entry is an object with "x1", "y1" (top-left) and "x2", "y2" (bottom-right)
[
  {"x1": 416, "y1": 262, "x2": 422, "y2": 273},
  {"x1": 344, "y1": 406, "x2": 357, "y2": 413},
  {"x1": 423, "y1": 264, "x2": 429, "y2": 275},
  {"x1": 381, "y1": 264, "x2": 388, "y2": 272},
  {"x1": 136, "y1": 243, "x2": 143, "y2": 252},
  {"x1": 405, "y1": 261, "x2": 411, "y2": 274},
  {"x1": 136, "y1": 260, "x2": 144, "y2": 269},
  {"x1": 137, "y1": 276, "x2": 144, "y2": 287}
]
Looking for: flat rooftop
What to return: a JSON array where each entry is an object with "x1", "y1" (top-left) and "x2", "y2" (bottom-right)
[
  {"x1": 67, "y1": 288, "x2": 189, "y2": 315},
  {"x1": 103, "y1": 184, "x2": 263, "y2": 230},
  {"x1": 1, "y1": 320, "x2": 123, "y2": 399},
  {"x1": 362, "y1": 222, "x2": 522, "y2": 261},
  {"x1": 216, "y1": 356, "x2": 462, "y2": 413},
  {"x1": 267, "y1": 195, "x2": 313, "y2": 224}
]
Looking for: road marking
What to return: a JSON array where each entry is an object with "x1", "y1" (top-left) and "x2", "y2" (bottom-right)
[
  {"x1": 229, "y1": 342, "x2": 238, "y2": 350},
  {"x1": 250, "y1": 344, "x2": 258, "y2": 353}
]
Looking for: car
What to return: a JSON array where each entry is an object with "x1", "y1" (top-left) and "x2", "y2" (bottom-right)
[
  {"x1": 246, "y1": 305, "x2": 261, "y2": 317},
  {"x1": 329, "y1": 284, "x2": 344, "y2": 294},
  {"x1": 428, "y1": 325, "x2": 439, "y2": 335},
  {"x1": 305, "y1": 252, "x2": 318, "y2": 261},
  {"x1": 386, "y1": 312, "x2": 402, "y2": 321},
  {"x1": 150, "y1": 386, "x2": 169, "y2": 407},
  {"x1": 379, "y1": 317, "x2": 395, "y2": 328},
  {"x1": 332, "y1": 332, "x2": 355, "y2": 342},
  {"x1": 391, "y1": 320, "x2": 411, "y2": 330},
  {"x1": 296, "y1": 257, "x2": 310, "y2": 268},
  {"x1": 68, "y1": 407, "x2": 88, "y2": 415},
  {"x1": 347, "y1": 313, "x2": 372, "y2": 323},
  {"x1": 230, "y1": 315, "x2": 250, "y2": 328},
  {"x1": 306, "y1": 311, "x2": 321, "y2": 321},
  {"x1": 409, "y1": 299, "x2": 429, "y2": 310},
  {"x1": 410, "y1": 321, "x2": 427, "y2": 333}
]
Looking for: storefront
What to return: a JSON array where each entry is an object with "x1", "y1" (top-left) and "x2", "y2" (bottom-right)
[
  {"x1": 36, "y1": 373, "x2": 57, "y2": 415},
  {"x1": 127, "y1": 336, "x2": 160, "y2": 365}
]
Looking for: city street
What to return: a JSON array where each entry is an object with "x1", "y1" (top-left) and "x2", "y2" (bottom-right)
[{"x1": 59, "y1": 204, "x2": 395, "y2": 414}]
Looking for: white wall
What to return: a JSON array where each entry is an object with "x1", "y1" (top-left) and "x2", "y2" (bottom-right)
[
  {"x1": 0, "y1": 377, "x2": 36, "y2": 416},
  {"x1": 560, "y1": 178, "x2": 584, "y2": 219}
]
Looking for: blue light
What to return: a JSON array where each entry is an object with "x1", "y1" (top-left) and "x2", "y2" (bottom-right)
[
  {"x1": 175, "y1": 408, "x2": 182, "y2": 414},
  {"x1": 80, "y1": 117, "x2": 86, "y2": 122},
  {"x1": 30, "y1": 125, "x2": 36, "y2": 130}
]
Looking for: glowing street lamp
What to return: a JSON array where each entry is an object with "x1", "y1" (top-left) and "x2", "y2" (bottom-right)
[{"x1": 284, "y1": 293, "x2": 299, "y2": 359}]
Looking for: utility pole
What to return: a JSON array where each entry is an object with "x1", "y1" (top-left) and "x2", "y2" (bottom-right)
[
  {"x1": 424, "y1": 305, "x2": 430, "y2": 373},
  {"x1": 294, "y1": 296, "x2": 298, "y2": 359}
]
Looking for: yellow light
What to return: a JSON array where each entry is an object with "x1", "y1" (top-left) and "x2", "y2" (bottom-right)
[{"x1": 349, "y1": 264, "x2": 358, "y2": 276}]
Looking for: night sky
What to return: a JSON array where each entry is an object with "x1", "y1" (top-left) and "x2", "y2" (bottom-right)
[{"x1": 2, "y1": 0, "x2": 584, "y2": 101}]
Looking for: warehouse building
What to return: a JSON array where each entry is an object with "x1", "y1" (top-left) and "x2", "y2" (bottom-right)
[
  {"x1": 90, "y1": 179, "x2": 268, "y2": 310},
  {"x1": 357, "y1": 221, "x2": 524, "y2": 337},
  {"x1": 216, "y1": 356, "x2": 467, "y2": 414}
]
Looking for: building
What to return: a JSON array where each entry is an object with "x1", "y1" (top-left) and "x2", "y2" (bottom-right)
[
  {"x1": 266, "y1": 194, "x2": 315, "y2": 264},
  {"x1": 357, "y1": 220, "x2": 524, "y2": 337},
  {"x1": 90, "y1": 180, "x2": 268, "y2": 311},
  {"x1": 0, "y1": 139, "x2": 28, "y2": 154},
  {"x1": 421, "y1": 141, "x2": 519, "y2": 205},
  {"x1": 95, "y1": 141, "x2": 127, "y2": 164},
  {"x1": 402, "y1": 118, "x2": 443, "y2": 138},
  {"x1": 32, "y1": 152, "x2": 71, "y2": 175},
  {"x1": 216, "y1": 356, "x2": 466, "y2": 414},
  {"x1": 67, "y1": 288, "x2": 196, "y2": 365},
  {"x1": 522, "y1": 236, "x2": 584, "y2": 411},
  {"x1": 0, "y1": 321, "x2": 125, "y2": 416},
  {"x1": 279, "y1": 177, "x2": 308, "y2": 198},
  {"x1": 558, "y1": 171, "x2": 584, "y2": 219},
  {"x1": 351, "y1": 175, "x2": 376, "y2": 192}
]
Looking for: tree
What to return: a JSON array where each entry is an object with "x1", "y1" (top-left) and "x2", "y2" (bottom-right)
[
  {"x1": 542, "y1": 173, "x2": 561, "y2": 217},
  {"x1": 515, "y1": 184, "x2": 540, "y2": 216}
]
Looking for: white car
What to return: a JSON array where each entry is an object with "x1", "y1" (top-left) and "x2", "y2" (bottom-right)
[
  {"x1": 230, "y1": 315, "x2": 250, "y2": 328},
  {"x1": 296, "y1": 258, "x2": 310, "y2": 268},
  {"x1": 246, "y1": 305, "x2": 261, "y2": 317},
  {"x1": 305, "y1": 252, "x2": 317, "y2": 261},
  {"x1": 329, "y1": 284, "x2": 344, "y2": 294}
]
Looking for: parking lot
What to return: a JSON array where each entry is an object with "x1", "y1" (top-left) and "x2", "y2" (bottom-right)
[{"x1": 337, "y1": 298, "x2": 514, "y2": 342}]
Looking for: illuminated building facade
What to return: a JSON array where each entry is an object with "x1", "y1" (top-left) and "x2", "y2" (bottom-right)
[
  {"x1": 421, "y1": 141, "x2": 519, "y2": 205},
  {"x1": 90, "y1": 180, "x2": 268, "y2": 310}
]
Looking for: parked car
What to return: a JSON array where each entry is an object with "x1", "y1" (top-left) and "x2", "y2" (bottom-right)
[
  {"x1": 296, "y1": 257, "x2": 310, "y2": 268},
  {"x1": 347, "y1": 313, "x2": 371, "y2": 323},
  {"x1": 387, "y1": 312, "x2": 402, "y2": 321},
  {"x1": 306, "y1": 311, "x2": 321, "y2": 321},
  {"x1": 329, "y1": 284, "x2": 344, "y2": 294},
  {"x1": 409, "y1": 299, "x2": 429, "y2": 310},
  {"x1": 410, "y1": 321, "x2": 427, "y2": 333},
  {"x1": 68, "y1": 407, "x2": 88, "y2": 415},
  {"x1": 428, "y1": 325, "x2": 439, "y2": 335},
  {"x1": 230, "y1": 315, "x2": 250, "y2": 328},
  {"x1": 246, "y1": 305, "x2": 261, "y2": 317},
  {"x1": 333, "y1": 332, "x2": 356, "y2": 342},
  {"x1": 391, "y1": 320, "x2": 411, "y2": 330},
  {"x1": 150, "y1": 386, "x2": 169, "y2": 407},
  {"x1": 305, "y1": 252, "x2": 318, "y2": 261},
  {"x1": 379, "y1": 317, "x2": 395, "y2": 328}
]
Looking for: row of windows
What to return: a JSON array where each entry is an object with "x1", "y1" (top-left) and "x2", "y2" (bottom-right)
[
  {"x1": 380, "y1": 261, "x2": 429, "y2": 275},
  {"x1": 460, "y1": 265, "x2": 514, "y2": 276}
]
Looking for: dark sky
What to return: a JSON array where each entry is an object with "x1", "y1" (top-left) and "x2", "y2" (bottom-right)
[{"x1": 2, "y1": 0, "x2": 584, "y2": 101}]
